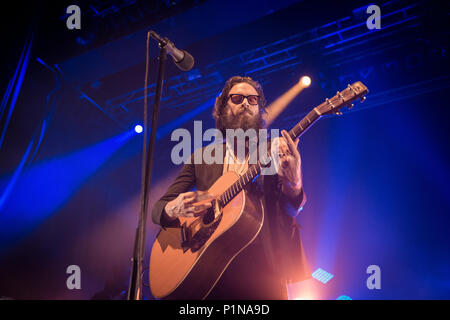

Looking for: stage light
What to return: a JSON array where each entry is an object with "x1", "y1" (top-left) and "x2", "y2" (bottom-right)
[
  {"x1": 337, "y1": 295, "x2": 352, "y2": 300},
  {"x1": 312, "y1": 268, "x2": 334, "y2": 284},
  {"x1": 293, "y1": 292, "x2": 317, "y2": 300},
  {"x1": 134, "y1": 125, "x2": 143, "y2": 134},
  {"x1": 300, "y1": 76, "x2": 311, "y2": 87},
  {"x1": 290, "y1": 284, "x2": 319, "y2": 300}
]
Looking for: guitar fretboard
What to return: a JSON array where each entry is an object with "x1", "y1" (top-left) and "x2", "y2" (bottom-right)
[
  {"x1": 288, "y1": 107, "x2": 322, "y2": 140},
  {"x1": 218, "y1": 163, "x2": 261, "y2": 207}
]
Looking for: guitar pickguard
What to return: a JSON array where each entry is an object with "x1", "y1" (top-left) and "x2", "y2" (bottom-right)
[{"x1": 180, "y1": 200, "x2": 223, "y2": 253}]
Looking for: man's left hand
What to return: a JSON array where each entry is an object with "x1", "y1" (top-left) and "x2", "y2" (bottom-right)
[{"x1": 272, "y1": 130, "x2": 303, "y2": 196}]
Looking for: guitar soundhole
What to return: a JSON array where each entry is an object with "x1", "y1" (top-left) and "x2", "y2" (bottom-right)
[
  {"x1": 189, "y1": 217, "x2": 221, "y2": 252},
  {"x1": 180, "y1": 200, "x2": 223, "y2": 253},
  {"x1": 182, "y1": 200, "x2": 221, "y2": 253},
  {"x1": 202, "y1": 203, "x2": 215, "y2": 225}
]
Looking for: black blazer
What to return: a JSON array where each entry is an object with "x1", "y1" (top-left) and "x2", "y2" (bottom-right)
[{"x1": 152, "y1": 144, "x2": 311, "y2": 283}]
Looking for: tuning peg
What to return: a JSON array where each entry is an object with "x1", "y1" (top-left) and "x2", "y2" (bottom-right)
[
  {"x1": 335, "y1": 111, "x2": 343, "y2": 116},
  {"x1": 360, "y1": 96, "x2": 366, "y2": 103},
  {"x1": 348, "y1": 103, "x2": 354, "y2": 109}
]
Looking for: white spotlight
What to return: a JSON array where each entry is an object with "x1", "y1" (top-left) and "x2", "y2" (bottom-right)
[
  {"x1": 300, "y1": 76, "x2": 311, "y2": 87},
  {"x1": 134, "y1": 125, "x2": 143, "y2": 134}
]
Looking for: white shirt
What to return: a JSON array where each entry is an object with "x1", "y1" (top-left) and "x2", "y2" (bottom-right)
[{"x1": 222, "y1": 141, "x2": 250, "y2": 176}]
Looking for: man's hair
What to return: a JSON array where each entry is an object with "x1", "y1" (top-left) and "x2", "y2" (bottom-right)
[{"x1": 212, "y1": 76, "x2": 267, "y2": 133}]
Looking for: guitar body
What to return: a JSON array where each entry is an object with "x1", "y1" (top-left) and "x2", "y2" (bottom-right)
[{"x1": 149, "y1": 171, "x2": 264, "y2": 300}]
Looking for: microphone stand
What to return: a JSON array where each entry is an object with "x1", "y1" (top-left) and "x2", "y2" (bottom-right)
[{"x1": 127, "y1": 39, "x2": 167, "y2": 300}]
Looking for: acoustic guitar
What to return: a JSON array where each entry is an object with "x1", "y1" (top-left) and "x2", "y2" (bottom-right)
[{"x1": 149, "y1": 81, "x2": 369, "y2": 299}]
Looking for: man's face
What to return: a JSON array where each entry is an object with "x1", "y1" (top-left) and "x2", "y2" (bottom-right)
[{"x1": 222, "y1": 82, "x2": 262, "y2": 131}]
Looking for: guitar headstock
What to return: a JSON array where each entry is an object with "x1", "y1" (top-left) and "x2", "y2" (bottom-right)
[{"x1": 317, "y1": 81, "x2": 369, "y2": 116}]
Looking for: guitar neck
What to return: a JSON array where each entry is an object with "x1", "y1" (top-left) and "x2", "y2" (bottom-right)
[
  {"x1": 218, "y1": 163, "x2": 261, "y2": 207},
  {"x1": 288, "y1": 106, "x2": 322, "y2": 140}
]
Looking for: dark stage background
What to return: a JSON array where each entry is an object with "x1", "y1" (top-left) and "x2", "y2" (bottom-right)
[{"x1": 0, "y1": 0, "x2": 449, "y2": 299}]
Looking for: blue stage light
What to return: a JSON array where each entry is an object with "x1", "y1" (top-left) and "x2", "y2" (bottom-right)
[
  {"x1": 0, "y1": 131, "x2": 134, "y2": 252},
  {"x1": 337, "y1": 295, "x2": 352, "y2": 300},
  {"x1": 134, "y1": 125, "x2": 143, "y2": 134},
  {"x1": 312, "y1": 268, "x2": 334, "y2": 284}
]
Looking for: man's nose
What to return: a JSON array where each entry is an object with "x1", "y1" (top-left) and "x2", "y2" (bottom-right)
[{"x1": 241, "y1": 103, "x2": 252, "y2": 113}]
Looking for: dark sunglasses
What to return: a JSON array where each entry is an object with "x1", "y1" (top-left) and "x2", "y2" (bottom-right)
[{"x1": 228, "y1": 94, "x2": 260, "y2": 105}]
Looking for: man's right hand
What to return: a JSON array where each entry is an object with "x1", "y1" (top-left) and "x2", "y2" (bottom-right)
[{"x1": 164, "y1": 191, "x2": 214, "y2": 220}]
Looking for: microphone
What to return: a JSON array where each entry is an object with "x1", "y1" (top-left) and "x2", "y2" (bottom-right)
[{"x1": 149, "y1": 30, "x2": 194, "y2": 71}]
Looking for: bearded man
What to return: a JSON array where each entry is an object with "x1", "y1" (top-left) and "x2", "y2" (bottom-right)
[{"x1": 152, "y1": 76, "x2": 310, "y2": 299}]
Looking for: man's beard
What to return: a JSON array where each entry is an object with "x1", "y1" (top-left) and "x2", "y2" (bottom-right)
[{"x1": 219, "y1": 106, "x2": 264, "y2": 132}]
